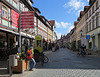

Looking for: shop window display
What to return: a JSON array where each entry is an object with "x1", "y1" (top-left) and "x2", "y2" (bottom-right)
[{"x1": 0, "y1": 32, "x2": 7, "y2": 48}]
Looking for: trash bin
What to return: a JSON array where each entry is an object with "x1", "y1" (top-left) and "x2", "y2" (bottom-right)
[
  {"x1": 9, "y1": 55, "x2": 18, "y2": 66},
  {"x1": 9, "y1": 55, "x2": 18, "y2": 76}
]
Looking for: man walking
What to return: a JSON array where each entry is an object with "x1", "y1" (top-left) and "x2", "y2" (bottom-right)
[{"x1": 28, "y1": 43, "x2": 36, "y2": 71}]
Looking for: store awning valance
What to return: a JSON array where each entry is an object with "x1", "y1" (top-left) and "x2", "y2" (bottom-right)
[{"x1": 0, "y1": 27, "x2": 19, "y2": 35}]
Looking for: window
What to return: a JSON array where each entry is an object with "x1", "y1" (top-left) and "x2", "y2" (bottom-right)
[
  {"x1": 88, "y1": 25, "x2": 89, "y2": 32},
  {"x1": 96, "y1": 1, "x2": 98, "y2": 10},
  {"x1": 92, "y1": 18, "x2": 94, "y2": 29},
  {"x1": 86, "y1": 13, "x2": 88, "y2": 19},
  {"x1": 96, "y1": 16, "x2": 99, "y2": 27},
  {"x1": 86, "y1": 23, "x2": 88, "y2": 32},
  {"x1": 92, "y1": 6, "x2": 94, "y2": 13},
  {"x1": 89, "y1": 10, "x2": 91, "y2": 16},
  {"x1": 89, "y1": 20, "x2": 91, "y2": 31},
  {"x1": 20, "y1": 3, "x2": 23, "y2": 11},
  {"x1": 2, "y1": 4, "x2": 8, "y2": 19}
]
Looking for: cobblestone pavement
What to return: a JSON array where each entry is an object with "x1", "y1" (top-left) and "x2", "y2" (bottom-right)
[{"x1": 12, "y1": 48, "x2": 100, "y2": 77}]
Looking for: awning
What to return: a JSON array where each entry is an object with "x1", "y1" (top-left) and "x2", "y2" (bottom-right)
[
  {"x1": 21, "y1": 34, "x2": 34, "y2": 39},
  {"x1": 0, "y1": 27, "x2": 19, "y2": 35}
]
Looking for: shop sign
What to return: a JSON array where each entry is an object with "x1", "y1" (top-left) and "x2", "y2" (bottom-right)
[
  {"x1": 11, "y1": 10, "x2": 20, "y2": 28},
  {"x1": 86, "y1": 35, "x2": 90, "y2": 39},
  {"x1": 21, "y1": 11, "x2": 34, "y2": 29}
]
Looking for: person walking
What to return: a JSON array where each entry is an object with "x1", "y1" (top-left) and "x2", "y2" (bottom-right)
[
  {"x1": 81, "y1": 44, "x2": 86, "y2": 55},
  {"x1": 27, "y1": 43, "x2": 36, "y2": 71}
]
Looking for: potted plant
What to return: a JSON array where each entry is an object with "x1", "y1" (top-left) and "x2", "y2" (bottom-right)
[{"x1": 12, "y1": 52, "x2": 29, "y2": 73}]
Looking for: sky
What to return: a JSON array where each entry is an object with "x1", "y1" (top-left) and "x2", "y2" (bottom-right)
[{"x1": 33, "y1": 0, "x2": 89, "y2": 39}]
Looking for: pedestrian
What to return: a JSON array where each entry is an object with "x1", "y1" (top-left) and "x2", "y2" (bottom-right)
[
  {"x1": 22, "y1": 44, "x2": 25, "y2": 53},
  {"x1": 27, "y1": 43, "x2": 36, "y2": 71},
  {"x1": 81, "y1": 44, "x2": 86, "y2": 54}
]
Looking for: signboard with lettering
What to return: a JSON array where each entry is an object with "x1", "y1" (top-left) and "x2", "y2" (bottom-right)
[
  {"x1": 11, "y1": 10, "x2": 19, "y2": 28},
  {"x1": 86, "y1": 35, "x2": 90, "y2": 39},
  {"x1": 21, "y1": 11, "x2": 34, "y2": 29}
]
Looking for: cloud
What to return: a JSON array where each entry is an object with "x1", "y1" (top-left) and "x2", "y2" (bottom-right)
[
  {"x1": 77, "y1": 9, "x2": 82, "y2": 16},
  {"x1": 55, "y1": 21, "x2": 60, "y2": 28},
  {"x1": 87, "y1": 0, "x2": 89, "y2": 2},
  {"x1": 67, "y1": 25, "x2": 74, "y2": 33},
  {"x1": 63, "y1": 0, "x2": 85, "y2": 10},
  {"x1": 55, "y1": 31, "x2": 62, "y2": 39},
  {"x1": 63, "y1": 0, "x2": 85, "y2": 15},
  {"x1": 57, "y1": 33, "x2": 62, "y2": 39},
  {"x1": 55, "y1": 21, "x2": 71, "y2": 28}
]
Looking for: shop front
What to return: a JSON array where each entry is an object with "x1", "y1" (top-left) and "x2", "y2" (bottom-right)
[
  {"x1": 86, "y1": 27, "x2": 100, "y2": 51},
  {"x1": 0, "y1": 29, "x2": 19, "y2": 60},
  {"x1": 0, "y1": 28, "x2": 35, "y2": 60}
]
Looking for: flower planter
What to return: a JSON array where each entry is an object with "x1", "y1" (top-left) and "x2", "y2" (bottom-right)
[{"x1": 12, "y1": 60, "x2": 29, "y2": 73}]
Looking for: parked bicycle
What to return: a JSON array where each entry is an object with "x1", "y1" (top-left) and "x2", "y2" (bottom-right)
[
  {"x1": 39, "y1": 52, "x2": 49, "y2": 66},
  {"x1": 77, "y1": 48, "x2": 86, "y2": 57}
]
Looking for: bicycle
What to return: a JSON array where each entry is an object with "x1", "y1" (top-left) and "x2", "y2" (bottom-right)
[
  {"x1": 77, "y1": 48, "x2": 86, "y2": 57},
  {"x1": 39, "y1": 53, "x2": 49, "y2": 66}
]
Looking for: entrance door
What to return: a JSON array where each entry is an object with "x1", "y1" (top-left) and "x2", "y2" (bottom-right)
[
  {"x1": 10, "y1": 38, "x2": 14, "y2": 47},
  {"x1": 92, "y1": 37, "x2": 95, "y2": 47},
  {"x1": 78, "y1": 40, "x2": 81, "y2": 49}
]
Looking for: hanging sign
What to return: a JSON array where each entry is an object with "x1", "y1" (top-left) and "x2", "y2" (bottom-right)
[{"x1": 21, "y1": 11, "x2": 34, "y2": 29}]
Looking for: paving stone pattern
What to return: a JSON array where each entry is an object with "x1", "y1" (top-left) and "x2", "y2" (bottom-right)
[{"x1": 12, "y1": 48, "x2": 100, "y2": 77}]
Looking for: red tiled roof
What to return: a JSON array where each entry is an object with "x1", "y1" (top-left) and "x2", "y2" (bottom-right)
[
  {"x1": 48, "y1": 20, "x2": 55, "y2": 26},
  {"x1": 80, "y1": 11, "x2": 85, "y2": 18},
  {"x1": 74, "y1": 21, "x2": 78, "y2": 26},
  {"x1": 77, "y1": 17, "x2": 81, "y2": 21},
  {"x1": 84, "y1": 6, "x2": 89, "y2": 11},
  {"x1": 80, "y1": 11, "x2": 85, "y2": 15}
]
